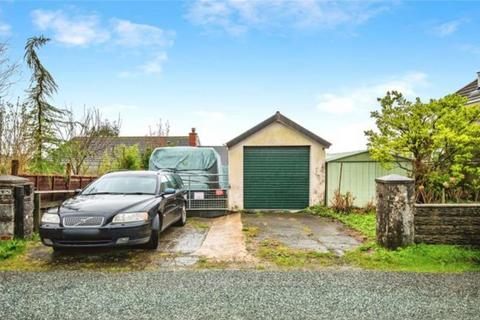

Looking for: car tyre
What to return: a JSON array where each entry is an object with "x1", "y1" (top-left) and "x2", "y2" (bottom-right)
[
  {"x1": 142, "y1": 229, "x2": 159, "y2": 250},
  {"x1": 174, "y1": 203, "x2": 187, "y2": 227}
]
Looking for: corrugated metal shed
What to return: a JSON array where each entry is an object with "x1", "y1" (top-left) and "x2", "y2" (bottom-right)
[{"x1": 326, "y1": 150, "x2": 410, "y2": 207}]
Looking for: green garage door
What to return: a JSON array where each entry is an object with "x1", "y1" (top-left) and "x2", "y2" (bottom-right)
[{"x1": 244, "y1": 146, "x2": 310, "y2": 209}]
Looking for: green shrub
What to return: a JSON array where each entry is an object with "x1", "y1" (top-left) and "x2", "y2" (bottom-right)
[
  {"x1": 141, "y1": 147, "x2": 153, "y2": 170},
  {"x1": 0, "y1": 239, "x2": 27, "y2": 260},
  {"x1": 112, "y1": 144, "x2": 142, "y2": 171}
]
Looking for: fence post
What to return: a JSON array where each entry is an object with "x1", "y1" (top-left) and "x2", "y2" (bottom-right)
[
  {"x1": 66, "y1": 163, "x2": 72, "y2": 189},
  {"x1": 375, "y1": 174, "x2": 415, "y2": 250},
  {"x1": 10, "y1": 160, "x2": 19, "y2": 176},
  {"x1": 33, "y1": 192, "x2": 41, "y2": 233},
  {"x1": 51, "y1": 176, "x2": 55, "y2": 202},
  {"x1": 13, "y1": 186, "x2": 25, "y2": 239}
]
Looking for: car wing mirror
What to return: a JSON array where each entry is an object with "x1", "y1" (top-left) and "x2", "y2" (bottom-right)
[
  {"x1": 162, "y1": 188, "x2": 175, "y2": 195},
  {"x1": 74, "y1": 189, "x2": 82, "y2": 195}
]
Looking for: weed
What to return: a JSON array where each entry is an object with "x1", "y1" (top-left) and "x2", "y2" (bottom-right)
[
  {"x1": 0, "y1": 239, "x2": 27, "y2": 260},
  {"x1": 330, "y1": 189, "x2": 356, "y2": 213},
  {"x1": 256, "y1": 238, "x2": 338, "y2": 268},
  {"x1": 362, "y1": 200, "x2": 376, "y2": 213},
  {"x1": 255, "y1": 211, "x2": 264, "y2": 217},
  {"x1": 242, "y1": 225, "x2": 259, "y2": 238},
  {"x1": 306, "y1": 206, "x2": 376, "y2": 240},
  {"x1": 188, "y1": 219, "x2": 210, "y2": 232},
  {"x1": 196, "y1": 257, "x2": 231, "y2": 269},
  {"x1": 303, "y1": 227, "x2": 313, "y2": 237}
]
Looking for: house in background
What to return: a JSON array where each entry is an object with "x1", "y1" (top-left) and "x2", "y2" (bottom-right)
[
  {"x1": 457, "y1": 71, "x2": 480, "y2": 105},
  {"x1": 326, "y1": 150, "x2": 411, "y2": 207},
  {"x1": 227, "y1": 111, "x2": 331, "y2": 211},
  {"x1": 79, "y1": 128, "x2": 200, "y2": 173}
]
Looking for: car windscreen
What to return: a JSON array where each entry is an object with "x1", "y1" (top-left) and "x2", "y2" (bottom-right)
[{"x1": 82, "y1": 175, "x2": 158, "y2": 195}]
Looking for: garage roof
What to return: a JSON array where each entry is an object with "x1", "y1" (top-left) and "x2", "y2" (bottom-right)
[
  {"x1": 327, "y1": 150, "x2": 411, "y2": 162},
  {"x1": 226, "y1": 111, "x2": 331, "y2": 148}
]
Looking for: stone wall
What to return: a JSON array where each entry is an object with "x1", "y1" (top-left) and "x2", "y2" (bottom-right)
[
  {"x1": 0, "y1": 188, "x2": 15, "y2": 239},
  {"x1": 415, "y1": 204, "x2": 480, "y2": 245}
]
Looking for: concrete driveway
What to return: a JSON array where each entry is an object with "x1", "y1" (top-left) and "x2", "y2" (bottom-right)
[
  {"x1": 1, "y1": 212, "x2": 361, "y2": 271},
  {"x1": 242, "y1": 212, "x2": 361, "y2": 255}
]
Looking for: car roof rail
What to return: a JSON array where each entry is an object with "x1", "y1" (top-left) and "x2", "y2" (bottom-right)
[{"x1": 157, "y1": 169, "x2": 175, "y2": 173}]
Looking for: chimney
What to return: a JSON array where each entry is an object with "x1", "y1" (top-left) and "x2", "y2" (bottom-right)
[{"x1": 189, "y1": 128, "x2": 198, "y2": 147}]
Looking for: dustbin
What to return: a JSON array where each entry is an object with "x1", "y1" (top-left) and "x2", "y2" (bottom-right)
[{"x1": 0, "y1": 175, "x2": 34, "y2": 239}]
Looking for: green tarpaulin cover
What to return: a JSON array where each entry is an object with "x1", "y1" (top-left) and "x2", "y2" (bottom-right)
[{"x1": 149, "y1": 147, "x2": 225, "y2": 189}]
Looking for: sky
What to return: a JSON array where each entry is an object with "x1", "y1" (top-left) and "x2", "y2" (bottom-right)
[{"x1": 0, "y1": 0, "x2": 479, "y2": 152}]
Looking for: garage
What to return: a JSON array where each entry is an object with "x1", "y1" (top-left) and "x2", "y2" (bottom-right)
[
  {"x1": 227, "y1": 112, "x2": 331, "y2": 210},
  {"x1": 244, "y1": 146, "x2": 310, "y2": 209},
  {"x1": 326, "y1": 150, "x2": 411, "y2": 207}
]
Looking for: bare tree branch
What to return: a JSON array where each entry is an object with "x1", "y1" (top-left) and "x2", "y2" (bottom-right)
[{"x1": 0, "y1": 42, "x2": 19, "y2": 99}]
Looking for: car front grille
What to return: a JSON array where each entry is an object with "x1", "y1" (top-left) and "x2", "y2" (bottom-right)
[{"x1": 63, "y1": 216, "x2": 104, "y2": 228}]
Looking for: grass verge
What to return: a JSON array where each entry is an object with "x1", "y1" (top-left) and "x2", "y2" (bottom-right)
[
  {"x1": 345, "y1": 242, "x2": 480, "y2": 272},
  {"x1": 305, "y1": 205, "x2": 376, "y2": 239},
  {"x1": 304, "y1": 206, "x2": 480, "y2": 273}
]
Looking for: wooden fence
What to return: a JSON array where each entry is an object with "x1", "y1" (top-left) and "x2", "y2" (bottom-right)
[
  {"x1": 21, "y1": 174, "x2": 97, "y2": 204},
  {"x1": 9, "y1": 158, "x2": 97, "y2": 202}
]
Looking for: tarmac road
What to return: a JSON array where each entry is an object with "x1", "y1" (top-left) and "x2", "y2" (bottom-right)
[{"x1": 1, "y1": 270, "x2": 479, "y2": 320}]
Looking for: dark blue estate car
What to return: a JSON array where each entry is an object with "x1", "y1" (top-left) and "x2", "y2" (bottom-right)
[{"x1": 39, "y1": 170, "x2": 187, "y2": 250}]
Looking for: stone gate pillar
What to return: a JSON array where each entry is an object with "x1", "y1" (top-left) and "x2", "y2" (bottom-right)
[
  {"x1": 0, "y1": 175, "x2": 34, "y2": 239},
  {"x1": 375, "y1": 174, "x2": 415, "y2": 249}
]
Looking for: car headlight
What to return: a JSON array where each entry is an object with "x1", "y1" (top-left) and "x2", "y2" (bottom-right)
[
  {"x1": 112, "y1": 212, "x2": 149, "y2": 224},
  {"x1": 41, "y1": 213, "x2": 60, "y2": 224}
]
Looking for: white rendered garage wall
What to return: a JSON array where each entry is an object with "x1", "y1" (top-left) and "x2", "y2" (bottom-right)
[{"x1": 227, "y1": 122, "x2": 326, "y2": 210}]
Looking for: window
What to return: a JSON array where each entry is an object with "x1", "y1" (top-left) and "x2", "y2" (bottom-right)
[
  {"x1": 172, "y1": 174, "x2": 184, "y2": 189},
  {"x1": 159, "y1": 175, "x2": 171, "y2": 192},
  {"x1": 83, "y1": 175, "x2": 158, "y2": 195},
  {"x1": 167, "y1": 174, "x2": 179, "y2": 189}
]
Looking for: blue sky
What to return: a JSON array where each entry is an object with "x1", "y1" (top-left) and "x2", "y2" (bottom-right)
[{"x1": 0, "y1": 0, "x2": 479, "y2": 152}]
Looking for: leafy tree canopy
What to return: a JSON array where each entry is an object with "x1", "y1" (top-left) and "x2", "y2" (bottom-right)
[{"x1": 365, "y1": 91, "x2": 480, "y2": 203}]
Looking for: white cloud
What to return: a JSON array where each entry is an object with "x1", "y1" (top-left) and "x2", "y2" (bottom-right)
[
  {"x1": 432, "y1": 18, "x2": 468, "y2": 37},
  {"x1": 112, "y1": 19, "x2": 174, "y2": 47},
  {"x1": 31, "y1": 9, "x2": 109, "y2": 46},
  {"x1": 185, "y1": 0, "x2": 393, "y2": 35},
  {"x1": 316, "y1": 72, "x2": 428, "y2": 115},
  {"x1": 31, "y1": 8, "x2": 174, "y2": 76},
  {"x1": 119, "y1": 53, "x2": 168, "y2": 77},
  {"x1": 0, "y1": 21, "x2": 11, "y2": 36}
]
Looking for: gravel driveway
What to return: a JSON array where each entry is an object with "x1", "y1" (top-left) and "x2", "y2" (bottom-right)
[{"x1": 1, "y1": 270, "x2": 478, "y2": 320}]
